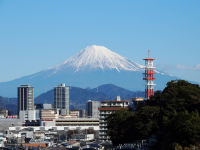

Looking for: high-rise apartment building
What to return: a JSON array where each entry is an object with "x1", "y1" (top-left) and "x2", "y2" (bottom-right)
[
  {"x1": 86, "y1": 100, "x2": 100, "y2": 118},
  {"x1": 98, "y1": 97, "x2": 129, "y2": 141},
  {"x1": 18, "y1": 85, "x2": 35, "y2": 121},
  {"x1": 54, "y1": 83, "x2": 69, "y2": 115},
  {"x1": 18, "y1": 85, "x2": 34, "y2": 112}
]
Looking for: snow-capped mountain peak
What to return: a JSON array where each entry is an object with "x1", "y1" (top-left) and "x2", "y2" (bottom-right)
[
  {"x1": 52, "y1": 45, "x2": 144, "y2": 72},
  {"x1": 0, "y1": 45, "x2": 173, "y2": 97}
]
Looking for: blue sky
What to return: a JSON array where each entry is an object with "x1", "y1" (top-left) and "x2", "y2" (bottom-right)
[{"x1": 0, "y1": 0, "x2": 200, "y2": 83}]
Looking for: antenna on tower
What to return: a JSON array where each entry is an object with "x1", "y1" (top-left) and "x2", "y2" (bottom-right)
[
  {"x1": 69, "y1": 83, "x2": 71, "y2": 89},
  {"x1": 148, "y1": 49, "x2": 150, "y2": 58}
]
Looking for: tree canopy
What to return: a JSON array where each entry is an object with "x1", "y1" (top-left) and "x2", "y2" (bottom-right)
[{"x1": 106, "y1": 80, "x2": 200, "y2": 149}]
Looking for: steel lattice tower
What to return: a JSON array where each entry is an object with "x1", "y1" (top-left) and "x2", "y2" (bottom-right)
[{"x1": 143, "y1": 50, "x2": 156, "y2": 99}]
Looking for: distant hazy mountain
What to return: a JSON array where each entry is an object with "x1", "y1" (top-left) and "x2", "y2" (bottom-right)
[
  {"x1": 0, "y1": 45, "x2": 176, "y2": 97},
  {"x1": 35, "y1": 84, "x2": 144, "y2": 109},
  {"x1": 0, "y1": 96, "x2": 17, "y2": 114},
  {"x1": 35, "y1": 86, "x2": 108, "y2": 108},
  {"x1": 91, "y1": 84, "x2": 144, "y2": 97}
]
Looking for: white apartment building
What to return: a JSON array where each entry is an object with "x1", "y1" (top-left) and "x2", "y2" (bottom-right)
[{"x1": 99, "y1": 97, "x2": 129, "y2": 141}]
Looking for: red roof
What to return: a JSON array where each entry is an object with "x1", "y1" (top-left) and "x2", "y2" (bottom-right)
[
  {"x1": 22, "y1": 143, "x2": 47, "y2": 148},
  {"x1": 143, "y1": 58, "x2": 155, "y2": 60}
]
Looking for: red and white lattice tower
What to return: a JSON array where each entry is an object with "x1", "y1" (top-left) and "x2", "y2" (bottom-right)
[{"x1": 143, "y1": 50, "x2": 156, "y2": 99}]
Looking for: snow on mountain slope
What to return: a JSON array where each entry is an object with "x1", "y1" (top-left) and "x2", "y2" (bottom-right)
[{"x1": 51, "y1": 45, "x2": 144, "y2": 72}]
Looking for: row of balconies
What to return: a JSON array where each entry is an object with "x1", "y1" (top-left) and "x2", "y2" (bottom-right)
[
  {"x1": 41, "y1": 114, "x2": 56, "y2": 116},
  {"x1": 100, "y1": 113, "x2": 113, "y2": 116},
  {"x1": 99, "y1": 132, "x2": 107, "y2": 136},
  {"x1": 55, "y1": 124, "x2": 98, "y2": 126},
  {"x1": 99, "y1": 117, "x2": 107, "y2": 120},
  {"x1": 56, "y1": 122, "x2": 99, "y2": 125},
  {"x1": 101, "y1": 103, "x2": 128, "y2": 107},
  {"x1": 99, "y1": 123, "x2": 107, "y2": 126},
  {"x1": 100, "y1": 111, "x2": 113, "y2": 115},
  {"x1": 99, "y1": 128, "x2": 107, "y2": 131},
  {"x1": 99, "y1": 136, "x2": 109, "y2": 140}
]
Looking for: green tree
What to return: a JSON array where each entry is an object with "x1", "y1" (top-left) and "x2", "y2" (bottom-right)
[
  {"x1": 106, "y1": 80, "x2": 200, "y2": 149},
  {"x1": 107, "y1": 106, "x2": 159, "y2": 145},
  {"x1": 106, "y1": 109, "x2": 135, "y2": 145},
  {"x1": 171, "y1": 111, "x2": 200, "y2": 147},
  {"x1": 151, "y1": 80, "x2": 200, "y2": 149}
]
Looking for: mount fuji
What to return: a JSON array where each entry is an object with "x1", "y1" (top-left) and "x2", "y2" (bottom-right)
[
  {"x1": 52, "y1": 45, "x2": 144, "y2": 72},
  {"x1": 0, "y1": 45, "x2": 175, "y2": 97}
]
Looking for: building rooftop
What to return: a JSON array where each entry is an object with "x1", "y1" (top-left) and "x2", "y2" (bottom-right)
[
  {"x1": 19, "y1": 85, "x2": 32, "y2": 87},
  {"x1": 98, "y1": 107, "x2": 128, "y2": 111},
  {"x1": 100, "y1": 100, "x2": 129, "y2": 103}
]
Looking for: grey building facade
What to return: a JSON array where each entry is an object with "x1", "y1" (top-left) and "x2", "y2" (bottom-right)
[
  {"x1": 86, "y1": 100, "x2": 100, "y2": 118},
  {"x1": 18, "y1": 85, "x2": 35, "y2": 121},
  {"x1": 18, "y1": 85, "x2": 34, "y2": 113},
  {"x1": 54, "y1": 83, "x2": 69, "y2": 115}
]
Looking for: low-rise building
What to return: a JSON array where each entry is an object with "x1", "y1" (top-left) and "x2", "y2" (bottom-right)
[
  {"x1": 69, "y1": 110, "x2": 80, "y2": 118},
  {"x1": 41, "y1": 110, "x2": 58, "y2": 121},
  {"x1": 55, "y1": 118, "x2": 99, "y2": 130},
  {"x1": 0, "y1": 110, "x2": 8, "y2": 118},
  {"x1": 40, "y1": 109, "x2": 58, "y2": 127},
  {"x1": 19, "y1": 110, "x2": 36, "y2": 122}
]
